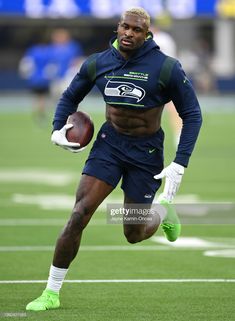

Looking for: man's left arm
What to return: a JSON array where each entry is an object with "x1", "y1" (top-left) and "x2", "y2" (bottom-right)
[{"x1": 154, "y1": 61, "x2": 202, "y2": 202}]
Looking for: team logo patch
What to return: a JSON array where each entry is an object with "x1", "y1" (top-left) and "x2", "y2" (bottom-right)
[
  {"x1": 105, "y1": 81, "x2": 146, "y2": 102},
  {"x1": 144, "y1": 194, "x2": 152, "y2": 199}
]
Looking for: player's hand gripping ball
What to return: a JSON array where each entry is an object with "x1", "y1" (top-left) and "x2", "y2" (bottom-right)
[{"x1": 66, "y1": 111, "x2": 94, "y2": 148}]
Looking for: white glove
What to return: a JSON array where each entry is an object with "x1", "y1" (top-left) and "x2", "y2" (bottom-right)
[
  {"x1": 51, "y1": 124, "x2": 86, "y2": 153},
  {"x1": 154, "y1": 162, "x2": 184, "y2": 202}
]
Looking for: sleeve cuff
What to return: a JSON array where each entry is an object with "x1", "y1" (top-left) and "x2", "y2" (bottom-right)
[{"x1": 174, "y1": 153, "x2": 190, "y2": 168}]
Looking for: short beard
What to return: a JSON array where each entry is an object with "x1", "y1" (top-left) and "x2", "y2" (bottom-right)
[{"x1": 118, "y1": 44, "x2": 132, "y2": 52}]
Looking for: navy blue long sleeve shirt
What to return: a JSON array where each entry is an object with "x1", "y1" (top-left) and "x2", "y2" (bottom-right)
[{"x1": 53, "y1": 36, "x2": 202, "y2": 167}]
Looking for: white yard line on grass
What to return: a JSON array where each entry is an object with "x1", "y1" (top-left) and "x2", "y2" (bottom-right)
[
  {"x1": 1, "y1": 243, "x2": 235, "y2": 253},
  {"x1": 0, "y1": 313, "x2": 27, "y2": 318},
  {"x1": 204, "y1": 249, "x2": 235, "y2": 258},
  {"x1": 0, "y1": 218, "x2": 106, "y2": 226},
  {"x1": 152, "y1": 236, "x2": 235, "y2": 248},
  {"x1": 11, "y1": 194, "x2": 125, "y2": 211},
  {"x1": 1, "y1": 237, "x2": 235, "y2": 252},
  {"x1": 0, "y1": 245, "x2": 170, "y2": 252},
  {"x1": 0, "y1": 170, "x2": 74, "y2": 186},
  {"x1": 1, "y1": 279, "x2": 235, "y2": 284}
]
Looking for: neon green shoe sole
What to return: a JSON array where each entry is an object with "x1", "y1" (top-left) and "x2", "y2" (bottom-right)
[
  {"x1": 160, "y1": 199, "x2": 181, "y2": 242},
  {"x1": 26, "y1": 289, "x2": 60, "y2": 311}
]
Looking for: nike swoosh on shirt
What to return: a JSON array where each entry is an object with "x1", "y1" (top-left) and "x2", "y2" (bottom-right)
[{"x1": 148, "y1": 148, "x2": 156, "y2": 154}]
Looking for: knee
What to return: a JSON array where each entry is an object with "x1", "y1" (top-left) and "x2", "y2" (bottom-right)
[{"x1": 124, "y1": 229, "x2": 145, "y2": 244}]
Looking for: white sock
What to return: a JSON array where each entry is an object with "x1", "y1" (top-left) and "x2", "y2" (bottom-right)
[
  {"x1": 46, "y1": 265, "x2": 68, "y2": 294},
  {"x1": 151, "y1": 201, "x2": 167, "y2": 223}
]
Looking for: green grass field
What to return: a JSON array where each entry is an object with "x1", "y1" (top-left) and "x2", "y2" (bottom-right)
[{"x1": 0, "y1": 100, "x2": 235, "y2": 321}]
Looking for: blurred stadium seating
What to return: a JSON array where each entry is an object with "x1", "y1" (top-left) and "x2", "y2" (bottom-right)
[{"x1": 0, "y1": 0, "x2": 234, "y2": 93}]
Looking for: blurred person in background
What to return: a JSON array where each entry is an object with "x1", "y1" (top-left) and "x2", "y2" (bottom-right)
[
  {"x1": 26, "y1": 7, "x2": 202, "y2": 311},
  {"x1": 48, "y1": 28, "x2": 84, "y2": 99},
  {"x1": 192, "y1": 37, "x2": 215, "y2": 93},
  {"x1": 178, "y1": 39, "x2": 215, "y2": 94},
  {"x1": 19, "y1": 28, "x2": 84, "y2": 125},
  {"x1": 19, "y1": 40, "x2": 51, "y2": 124},
  {"x1": 151, "y1": 15, "x2": 182, "y2": 147}
]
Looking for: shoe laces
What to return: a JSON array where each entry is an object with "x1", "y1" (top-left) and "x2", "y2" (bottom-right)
[
  {"x1": 161, "y1": 223, "x2": 174, "y2": 230},
  {"x1": 36, "y1": 291, "x2": 57, "y2": 303}
]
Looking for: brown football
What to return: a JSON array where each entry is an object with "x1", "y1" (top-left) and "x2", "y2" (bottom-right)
[{"x1": 66, "y1": 111, "x2": 94, "y2": 148}]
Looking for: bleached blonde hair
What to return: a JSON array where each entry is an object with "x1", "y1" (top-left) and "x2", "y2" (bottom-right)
[{"x1": 121, "y1": 7, "x2": 151, "y2": 29}]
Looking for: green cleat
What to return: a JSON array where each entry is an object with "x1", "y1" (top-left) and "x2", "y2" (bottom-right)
[
  {"x1": 159, "y1": 199, "x2": 181, "y2": 242},
  {"x1": 26, "y1": 289, "x2": 60, "y2": 311}
]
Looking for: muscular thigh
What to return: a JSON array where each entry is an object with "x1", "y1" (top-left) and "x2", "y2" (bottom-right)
[{"x1": 74, "y1": 174, "x2": 114, "y2": 217}]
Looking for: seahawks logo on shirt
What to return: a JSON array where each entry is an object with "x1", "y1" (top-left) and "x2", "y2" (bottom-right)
[{"x1": 104, "y1": 81, "x2": 146, "y2": 102}]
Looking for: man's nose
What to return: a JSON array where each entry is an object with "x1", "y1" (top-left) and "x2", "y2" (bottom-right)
[{"x1": 125, "y1": 29, "x2": 134, "y2": 37}]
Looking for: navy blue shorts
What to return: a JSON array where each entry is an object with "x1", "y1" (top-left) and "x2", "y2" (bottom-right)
[{"x1": 82, "y1": 122, "x2": 164, "y2": 204}]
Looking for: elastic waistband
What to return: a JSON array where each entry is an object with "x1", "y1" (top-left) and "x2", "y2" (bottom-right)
[{"x1": 100, "y1": 121, "x2": 164, "y2": 142}]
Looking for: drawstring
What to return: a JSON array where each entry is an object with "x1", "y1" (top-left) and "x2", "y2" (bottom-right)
[{"x1": 106, "y1": 59, "x2": 129, "y2": 83}]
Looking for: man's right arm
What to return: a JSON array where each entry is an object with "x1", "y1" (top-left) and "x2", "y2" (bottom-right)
[{"x1": 52, "y1": 55, "x2": 97, "y2": 131}]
